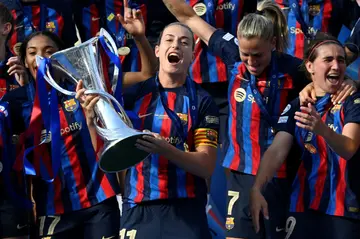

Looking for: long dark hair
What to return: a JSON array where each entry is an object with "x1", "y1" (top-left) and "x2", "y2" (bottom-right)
[{"x1": 19, "y1": 31, "x2": 65, "y2": 64}]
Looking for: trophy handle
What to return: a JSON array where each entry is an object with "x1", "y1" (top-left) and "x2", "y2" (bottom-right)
[
  {"x1": 99, "y1": 28, "x2": 120, "y2": 90},
  {"x1": 43, "y1": 64, "x2": 134, "y2": 132},
  {"x1": 44, "y1": 65, "x2": 76, "y2": 96}
]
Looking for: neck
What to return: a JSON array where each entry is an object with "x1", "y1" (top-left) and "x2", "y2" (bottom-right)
[
  {"x1": 158, "y1": 71, "x2": 187, "y2": 88},
  {"x1": 0, "y1": 42, "x2": 6, "y2": 62}
]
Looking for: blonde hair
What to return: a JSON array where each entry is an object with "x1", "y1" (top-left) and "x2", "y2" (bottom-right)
[
  {"x1": 237, "y1": 13, "x2": 274, "y2": 42},
  {"x1": 256, "y1": 0, "x2": 289, "y2": 52}
]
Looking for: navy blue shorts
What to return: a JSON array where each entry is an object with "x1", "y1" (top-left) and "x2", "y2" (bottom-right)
[
  {"x1": 120, "y1": 198, "x2": 211, "y2": 239},
  {"x1": 0, "y1": 198, "x2": 30, "y2": 238},
  {"x1": 284, "y1": 210, "x2": 360, "y2": 239},
  {"x1": 38, "y1": 196, "x2": 120, "y2": 239},
  {"x1": 225, "y1": 171, "x2": 291, "y2": 239}
]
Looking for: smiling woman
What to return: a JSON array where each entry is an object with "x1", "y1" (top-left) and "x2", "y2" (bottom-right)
[
  {"x1": 155, "y1": 22, "x2": 195, "y2": 86},
  {"x1": 77, "y1": 21, "x2": 220, "y2": 238},
  {"x1": 250, "y1": 33, "x2": 360, "y2": 239},
  {"x1": 16, "y1": 1, "x2": 157, "y2": 238}
]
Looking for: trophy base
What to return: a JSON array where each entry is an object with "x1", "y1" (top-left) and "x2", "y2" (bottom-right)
[{"x1": 99, "y1": 134, "x2": 151, "y2": 173}]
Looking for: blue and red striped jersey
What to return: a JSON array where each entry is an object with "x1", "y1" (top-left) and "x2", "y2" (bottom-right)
[
  {"x1": 26, "y1": 83, "x2": 120, "y2": 216},
  {"x1": 275, "y1": 0, "x2": 359, "y2": 59},
  {"x1": 209, "y1": 29, "x2": 309, "y2": 177},
  {"x1": 277, "y1": 93, "x2": 360, "y2": 219},
  {"x1": 0, "y1": 49, "x2": 20, "y2": 98},
  {"x1": 8, "y1": 3, "x2": 64, "y2": 55},
  {"x1": 184, "y1": 0, "x2": 228, "y2": 84},
  {"x1": 0, "y1": 85, "x2": 33, "y2": 203},
  {"x1": 80, "y1": 0, "x2": 147, "y2": 72},
  {"x1": 122, "y1": 76, "x2": 220, "y2": 209},
  {"x1": 215, "y1": 0, "x2": 256, "y2": 36}
]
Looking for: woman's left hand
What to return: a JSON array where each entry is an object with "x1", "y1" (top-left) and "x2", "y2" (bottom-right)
[
  {"x1": 330, "y1": 79, "x2": 357, "y2": 104},
  {"x1": 6, "y1": 56, "x2": 29, "y2": 86},
  {"x1": 294, "y1": 103, "x2": 328, "y2": 135},
  {"x1": 135, "y1": 131, "x2": 173, "y2": 155}
]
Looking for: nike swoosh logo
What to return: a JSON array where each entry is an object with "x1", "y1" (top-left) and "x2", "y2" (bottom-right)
[
  {"x1": 14, "y1": 25, "x2": 24, "y2": 30},
  {"x1": 92, "y1": 17, "x2": 100, "y2": 21},
  {"x1": 17, "y1": 224, "x2": 27, "y2": 230},
  {"x1": 102, "y1": 236, "x2": 115, "y2": 239},
  {"x1": 138, "y1": 113, "x2": 153, "y2": 118},
  {"x1": 276, "y1": 227, "x2": 284, "y2": 232}
]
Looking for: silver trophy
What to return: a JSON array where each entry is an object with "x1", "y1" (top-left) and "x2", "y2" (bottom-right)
[{"x1": 36, "y1": 28, "x2": 150, "y2": 173}]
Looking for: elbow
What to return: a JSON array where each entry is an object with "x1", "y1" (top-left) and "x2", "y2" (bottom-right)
[
  {"x1": 142, "y1": 61, "x2": 158, "y2": 78},
  {"x1": 342, "y1": 146, "x2": 360, "y2": 160},
  {"x1": 201, "y1": 164, "x2": 215, "y2": 179}
]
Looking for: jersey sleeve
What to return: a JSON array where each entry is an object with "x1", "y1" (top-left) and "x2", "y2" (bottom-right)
[
  {"x1": 193, "y1": 93, "x2": 220, "y2": 149},
  {"x1": 1, "y1": 84, "x2": 33, "y2": 134},
  {"x1": 286, "y1": 54, "x2": 310, "y2": 93},
  {"x1": 275, "y1": 98, "x2": 300, "y2": 136},
  {"x1": 208, "y1": 29, "x2": 240, "y2": 66},
  {"x1": 346, "y1": 18, "x2": 360, "y2": 56},
  {"x1": 343, "y1": 92, "x2": 360, "y2": 125},
  {"x1": 123, "y1": 80, "x2": 148, "y2": 110}
]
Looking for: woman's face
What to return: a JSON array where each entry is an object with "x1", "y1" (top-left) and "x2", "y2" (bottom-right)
[
  {"x1": 238, "y1": 36, "x2": 275, "y2": 76},
  {"x1": 306, "y1": 44, "x2": 346, "y2": 96},
  {"x1": 24, "y1": 35, "x2": 59, "y2": 79},
  {"x1": 155, "y1": 24, "x2": 194, "y2": 76}
]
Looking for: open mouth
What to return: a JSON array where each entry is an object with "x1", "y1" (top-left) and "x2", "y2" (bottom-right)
[
  {"x1": 326, "y1": 73, "x2": 340, "y2": 85},
  {"x1": 167, "y1": 52, "x2": 181, "y2": 64}
]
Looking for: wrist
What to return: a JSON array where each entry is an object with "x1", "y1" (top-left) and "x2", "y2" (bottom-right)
[
  {"x1": 251, "y1": 184, "x2": 262, "y2": 192},
  {"x1": 319, "y1": 123, "x2": 333, "y2": 139},
  {"x1": 133, "y1": 34, "x2": 146, "y2": 42},
  {"x1": 86, "y1": 117, "x2": 95, "y2": 127}
]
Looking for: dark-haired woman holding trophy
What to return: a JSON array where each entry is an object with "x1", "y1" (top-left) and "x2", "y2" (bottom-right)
[{"x1": 17, "y1": 0, "x2": 157, "y2": 238}]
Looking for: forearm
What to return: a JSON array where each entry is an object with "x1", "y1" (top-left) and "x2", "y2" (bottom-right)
[
  {"x1": 163, "y1": 0, "x2": 196, "y2": 26},
  {"x1": 162, "y1": 0, "x2": 215, "y2": 44},
  {"x1": 321, "y1": 126, "x2": 359, "y2": 160},
  {"x1": 253, "y1": 148, "x2": 287, "y2": 191},
  {"x1": 116, "y1": 170, "x2": 126, "y2": 195},
  {"x1": 134, "y1": 35, "x2": 157, "y2": 78},
  {"x1": 163, "y1": 147, "x2": 215, "y2": 179},
  {"x1": 87, "y1": 121, "x2": 98, "y2": 151}
]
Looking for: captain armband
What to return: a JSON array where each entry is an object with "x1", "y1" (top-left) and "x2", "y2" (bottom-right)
[{"x1": 194, "y1": 128, "x2": 218, "y2": 148}]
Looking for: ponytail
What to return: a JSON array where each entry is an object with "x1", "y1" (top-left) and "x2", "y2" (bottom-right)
[{"x1": 257, "y1": 0, "x2": 288, "y2": 53}]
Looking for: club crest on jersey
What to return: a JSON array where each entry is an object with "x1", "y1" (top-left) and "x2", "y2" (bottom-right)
[
  {"x1": 46, "y1": 22, "x2": 56, "y2": 32},
  {"x1": 309, "y1": 4, "x2": 320, "y2": 16},
  {"x1": 64, "y1": 99, "x2": 78, "y2": 112},
  {"x1": 226, "y1": 217, "x2": 235, "y2": 230},
  {"x1": 206, "y1": 130, "x2": 217, "y2": 141},
  {"x1": 331, "y1": 104, "x2": 341, "y2": 114},
  {"x1": 234, "y1": 88, "x2": 246, "y2": 102},
  {"x1": 305, "y1": 143, "x2": 317, "y2": 154},
  {"x1": 177, "y1": 113, "x2": 188, "y2": 125}
]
